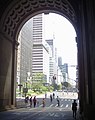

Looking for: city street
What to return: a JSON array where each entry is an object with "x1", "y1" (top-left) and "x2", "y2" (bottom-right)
[{"x1": 0, "y1": 92, "x2": 79, "y2": 120}]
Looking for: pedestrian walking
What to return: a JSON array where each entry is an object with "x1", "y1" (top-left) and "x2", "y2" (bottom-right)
[
  {"x1": 56, "y1": 96, "x2": 60, "y2": 107},
  {"x1": 45, "y1": 92, "x2": 47, "y2": 98},
  {"x1": 50, "y1": 94, "x2": 53, "y2": 103},
  {"x1": 33, "y1": 96, "x2": 37, "y2": 108},
  {"x1": 72, "y1": 99, "x2": 77, "y2": 119},
  {"x1": 29, "y1": 96, "x2": 32, "y2": 107},
  {"x1": 53, "y1": 93, "x2": 55, "y2": 99},
  {"x1": 42, "y1": 98, "x2": 45, "y2": 107},
  {"x1": 25, "y1": 96, "x2": 29, "y2": 107}
]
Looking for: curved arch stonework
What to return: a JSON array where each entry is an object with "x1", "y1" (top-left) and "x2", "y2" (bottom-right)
[{"x1": 0, "y1": 0, "x2": 77, "y2": 40}]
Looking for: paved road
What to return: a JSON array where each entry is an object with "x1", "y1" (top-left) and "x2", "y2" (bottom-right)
[
  {"x1": 0, "y1": 92, "x2": 79, "y2": 120},
  {"x1": 0, "y1": 104, "x2": 79, "y2": 120}
]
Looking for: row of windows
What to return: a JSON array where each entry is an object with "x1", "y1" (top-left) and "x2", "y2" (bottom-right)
[
  {"x1": 32, "y1": 52, "x2": 43, "y2": 55},
  {"x1": 33, "y1": 25, "x2": 42, "y2": 27},
  {"x1": 33, "y1": 45, "x2": 42, "y2": 48},
  {"x1": 33, "y1": 36, "x2": 42, "y2": 39},
  {"x1": 32, "y1": 66, "x2": 43, "y2": 68},
  {"x1": 32, "y1": 61, "x2": 43, "y2": 63},
  {"x1": 33, "y1": 31, "x2": 42, "y2": 34},
  {"x1": 33, "y1": 17, "x2": 42, "y2": 20},
  {"x1": 33, "y1": 35, "x2": 42, "y2": 38},
  {"x1": 33, "y1": 41, "x2": 42, "y2": 43},
  {"x1": 33, "y1": 32, "x2": 42, "y2": 35},
  {"x1": 33, "y1": 37, "x2": 42, "y2": 40},
  {"x1": 32, "y1": 65, "x2": 43, "y2": 67},
  {"x1": 32, "y1": 54, "x2": 43, "y2": 56},
  {"x1": 33, "y1": 48, "x2": 42, "y2": 50},
  {"x1": 32, "y1": 48, "x2": 43, "y2": 53},
  {"x1": 32, "y1": 55, "x2": 43, "y2": 57},
  {"x1": 32, "y1": 71, "x2": 43, "y2": 74},
  {"x1": 33, "y1": 20, "x2": 42, "y2": 22},
  {"x1": 32, "y1": 68, "x2": 43, "y2": 71},
  {"x1": 32, "y1": 58, "x2": 43, "y2": 60},
  {"x1": 32, "y1": 63, "x2": 43, "y2": 65},
  {"x1": 33, "y1": 30, "x2": 42, "y2": 32},
  {"x1": 33, "y1": 39, "x2": 42, "y2": 42},
  {"x1": 33, "y1": 27, "x2": 42, "y2": 30},
  {"x1": 32, "y1": 50, "x2": 43, "y2": 52},
  {"x1": 33, "y1": 33, "x2": 42, "y2": 36},
  {"x1": 32, "y1": 59, "x2": 43, "y2": 61},
  {"x1": 32, "y1": 62, "x2": 43, "y2": 64},
  {"x1": 33, "y1": 22, "x2": 42, "y2": 24}
]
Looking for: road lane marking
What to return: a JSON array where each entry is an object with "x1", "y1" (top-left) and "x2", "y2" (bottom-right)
[
  {"x1": 39, "y1": 104, "x2": 43, "y2": 107},
  {"x1": 49, "y1": 104, "x2": 53, "y2": 107},
  {"x1": 48, "y1": 113, "x2": 54, "y2": 116},
  {"x1": 60, "y1": 104, "x2": 63, "y2": 107},
  {"x1": 55, "y1": 104, "x2": 58, "y2": 107},
  {"x1": 66, "y1": 104, "x2": 68, "y2": 107}
]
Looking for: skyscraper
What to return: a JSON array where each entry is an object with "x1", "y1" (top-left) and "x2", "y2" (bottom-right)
[
  {"x1": 46, "y1": 39, "x2": 57, "y2": 84},
  {"x1": 58, "y1": 57, "x2": 62, "y2": 66},
  {"x1": 17, "y1": 19, "x2": 33, "y2": 86},
  {"x1": 32, "y1": 14, "x2": 49, "y2": 83}
]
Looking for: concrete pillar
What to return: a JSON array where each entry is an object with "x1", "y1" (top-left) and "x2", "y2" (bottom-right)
[
  {"x1": 77, "y1": 23, "x2": 86, "y2": 116},
  {"x1": 0, "y1": 32, "x2": 17, "y2": 110},
  {"x1": 80, "y1": 0, "x2": 95, "y2": 119}
]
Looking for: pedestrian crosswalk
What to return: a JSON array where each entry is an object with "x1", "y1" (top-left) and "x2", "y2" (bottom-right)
[
  {"x1": 16, "y1": 96, "x2": 79, "y2": 110},
  {"x1": 39, "y1": 103, "x2": 71, "y2": 108},
  {"x1": 37, "y1": 99, "x2": 79, "y2": 109}
]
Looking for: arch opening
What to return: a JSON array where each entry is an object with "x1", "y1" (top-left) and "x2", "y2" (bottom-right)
[
  {"x1": 16, "y1": 12, "x2": 78, "y2": 110},
  {"x1": 0, "y1": 0, "x2": 80, "y2": 113}
]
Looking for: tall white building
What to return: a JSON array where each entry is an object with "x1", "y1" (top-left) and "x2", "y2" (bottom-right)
[
  {"x1": 32, "y1": 14, "x2": 49, "y2": 83},
  {"x1": 46, "y1": 39, "x2": 58, "y2": 84},
  {"x1": 57, "y1": 66, "x2": 64, "y2": 85}
]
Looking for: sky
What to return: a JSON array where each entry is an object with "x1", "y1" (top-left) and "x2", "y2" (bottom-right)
[{"x1": 44, "y1": 13, "x2": 77, "y2": 84}]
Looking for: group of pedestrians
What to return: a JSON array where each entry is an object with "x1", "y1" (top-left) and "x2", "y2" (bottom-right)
[
  {"x1": 50, "y1": 93, "x2": 55, "y2": 102},
  {"x1": 25, "y1": 96, "x2": 38, "y2": 108},
  {"x1": 25, "y1": 93, "x2": 78, "y2": 119}
]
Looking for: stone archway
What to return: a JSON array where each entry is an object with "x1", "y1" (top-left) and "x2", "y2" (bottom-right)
[
  {"x1": 0, "y1": 0, "x2": 80, "y2": 110},
  {"x1": 0, "y1": 0, "x2": 77, "y2": 40}
]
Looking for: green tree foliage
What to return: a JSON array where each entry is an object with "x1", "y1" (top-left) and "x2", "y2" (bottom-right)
[
  {"x1": 32, "y1": 73, "x2": 46, "y2": 84},
  {"x1": 30, "y1": 73, "x2": 53, "y2": 93}
]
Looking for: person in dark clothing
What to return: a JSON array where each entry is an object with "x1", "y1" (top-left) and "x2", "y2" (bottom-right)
[
  {"x1": 45, "y1": 93, "x2": 47, "y2": 98},
  {"x1": 25, "y1": 96, "x2": 29, "y2": 107},
  {"x1": 33, "y1": 96, "x2": 37, "y2": 108},
  {"x1": 56, "y1": 96, "x2": 60, "y2": 107},
  {"x1": 29, "y1": 96, "x2": 32, "y2": 107},
  {"x1": 53, "y1": 93, "x2": 55, "y2": 99},
  {"x1": 50, "y1": 94, "x2": 53, "y2": 103},
  {"x1": 72, "y1": 99, "x2": 77, "y2": 119},
  {"x1": 42, "y1": 98, "x2": 45, "y2": 107}
]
